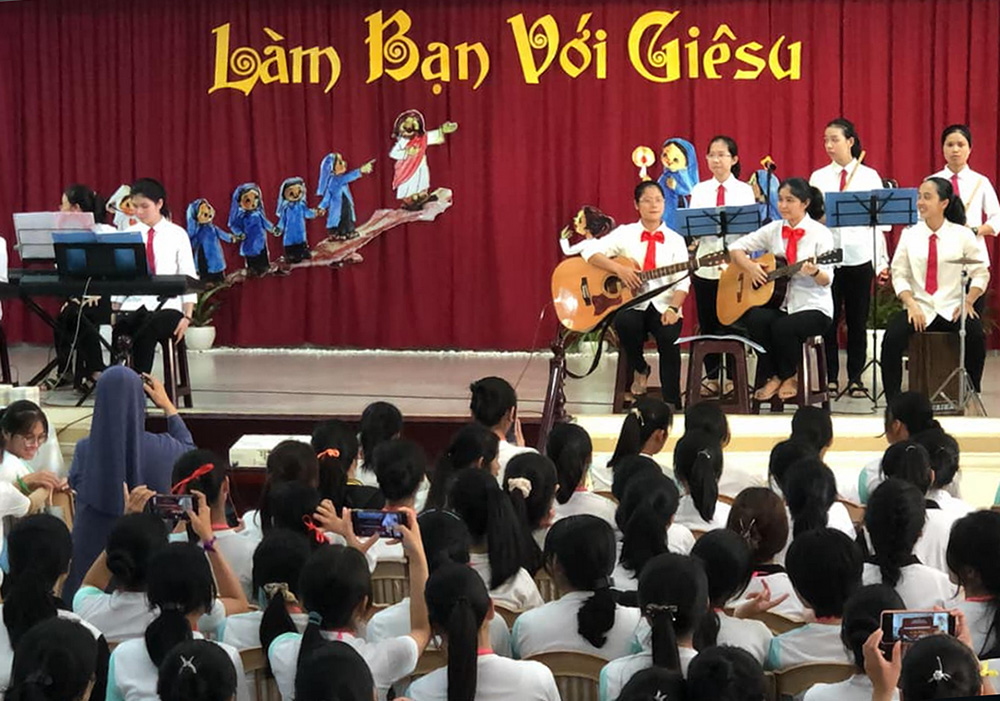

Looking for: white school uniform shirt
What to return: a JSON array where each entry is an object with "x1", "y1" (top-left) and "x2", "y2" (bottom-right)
[
  {"x1": 804, "y1": 673, "x2": 899, "y2": 701},
  {"x1": 890, "y1": 219, "x2": 989, "y2": 324},
  {"x1": 775, "y1": 502, "x2": 857, "y2": 565},
  {"x1": 958, "y1": 599, "x2": 997, "y2": 657},
  {"x1": 111, "y1": 218, "x2": 198, "y2": 314},
  {"x1": 861, "y1": 562, "x2": 957, "y2": 609},
  {"x1": 766, "y1": 621, "x2": 850, "y2": 670},
  {"x1": 674, "y1": 494, "x2": 731, "y2": 532},
  {"x1": 582, "y1": 220, "x2": 692, "y2": 313},
  {"x1": 108, "y1": 631, "x2": 248, "y2": 701},
  {"x1": 367, "y1": 597, "x2": 512, "y2": 656},
  {"x1": 468, "y1": 552, "x2": 544, "y2": 612},
  {"x1": 858, "y1": 456, "x2": 883, "y2": 504},
  {"x1": 913, "y1": 507, "x2": 958, "y2": 574},
  {"x1": 928, "y1": 488, "x2": 973, "y2": 520},
  {"x1": 170, "y1": 527, "x2": 260, "y2": 601},
  {"x1": 0, "y1": 483, "x2": 30, "y2": 588},
  {"x1": 688, "y1": 175, "x2": 757, "y2": 281},
  {"x1": 269, "y1": 629, "x2": 419, "y2": 701},
  {"x1": 72, "y1": 588, "x2": 154, "y2": 643},
  {"x1": 407, "y1": 653, "x2": 560, "y2": 701},
  {"x1": 511, "y1": 590, "x2": 642, "y2": 661},
  {"x1": 810, "y1": 160, "x2": 890, "y2": 269},
  {"x1": 552, "y1": 489, "x2": 619, "y2": 531},
  {"x1": 611, "y1": 524, "x2": 697, "y2": 591},
  {"x1": 497, "y1": 440, "x2": 537, "y2": 482},
  {"x1": 0, "y1": 452, "x2": 31, "y2": 485},
  {"x1": 730, "y1": 215, "x2": 836, "y2": 317},
  {"x1": 367, "y1": 538, "x2": 406, "y2": 564},
  {"x1": 0, "y1": 607, "x2": 103, "y2": 693},
  {"x1": 730, "y1": 570, "x2": 809, "y2": 622},
  {"x1": 717, "y1": 613, "x2": 773, "y2": 664},
  {"x1": 599, "y1": 647, "x2": 698, "y2": 701},
  {"x1": 719, "y1": 458, "x2": 766, "y2": 499},
  {"x1": 932, "y1": 165, "x2": 1000, "y2": 262},
  {"x1": 221, "y1": 609, "x2": 309, "y2": 650}
]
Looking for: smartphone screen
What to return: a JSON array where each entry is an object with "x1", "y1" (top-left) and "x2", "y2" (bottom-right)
[
  {"x1": 351, "y1": 509, "x2": 408, "y2": 538},
  {"x1": 149, "y1": 494, "x2": 195, "y2": 521},
  {"x1": 881, "y1": 610, "x2": 955, "y2": 653}
]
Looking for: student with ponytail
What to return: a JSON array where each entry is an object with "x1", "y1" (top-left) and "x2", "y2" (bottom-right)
[
  {"x1": 546, "y1": 423, "x2": 617, "y2": 528},
  {"x1": 616, "y1": 667, "x2": 686, "y2": 701},
  {"x1": 673, "y1": 430, "x2": 729, "y2": 531},
  {"x1": 861, "y1": 479, "x2": 953, "y2": 609},
  {"x1": 358, "y1": 401, "x2": 404, "y2": 485},
  {"x1": 449, "y1": 468, "x2": 544, "y2": 611},
  {"x1": 266, "y1": 507, "x2": 430, "y2": 700},
  {"x1": 426, "y1": 423, "x2": 500, "y2": 510},
  {"x1": 789, "y1": 406, "x2": 834, "y2": 457},
  {"x1": 882, "y1": 176, "x2": 989, "y2": 400},
  {"x1": 242, "y1": 440, "x2": 320, "y2": 541},
  {"x1": 5, "y1": 618, "x2": 99, "y2": 701},
  {"x1": 312, "y1": 418, "x2": 385, "y2": 512},
  {"x1": 593, "y1": 397, "x2": 672, "y2": 491},
  {"x1": 469, "y1": 376, "x2": 536, "y2": 478},
  {"x1": 157, "y1": 640, "x2": 238, "y2": 701},
  {"x1": 684, "y1": 402, "x2": 759, "y2": 498},
  {"x1": 777, "y1": 458, "x2": 855, "y2": 562},
  {"x1": 513, "y1": 515, "x2": 641, "y2": 659},
  {"x1": 858, "y1": 391, "x2": 939, "y2": 503},
  {"x1": 369, "y1": 439, "x2": 428, "y2": 563},
  {"x1": 948, "y1": 510, "x2": 1000, "y2": 659},
  {"x1": 599, "y1": 553, "x2": 716, "y2": 701},
  {"x1": 687, "y1": 645, "x2": 768, "y2": 701},
  {"x1": 913, "y1": 426, "x2": 972, "y2": 516},
  {"x1": 407, "y1": 563, "x2": 560, "y2": 701},
  {"x1": 866, "y1": 631, "x2": 987, "y2": 701},
  {"x1": 294, "y1": 642, "x2": 376, "y2": 701},
  {"x1": 502, "y1": 452, "x2": 557, "y2": 556}
]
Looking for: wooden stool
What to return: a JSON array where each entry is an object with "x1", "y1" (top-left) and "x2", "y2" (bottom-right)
[
  {"x1": 752, "y1": 336, "x2": 830, "y2": 413},
  {"x1": 685, "y1": 339, "x2": 751, "y2": 414},
  {"x1": 612, "y1": 340, "x2": 661, "y2": 413},
  {"x1": 0, "y1": 324, "x2": 11, "y2": 384},
  {"x1": 158, "y1": 337, "x2": 193, "y2": 408},
  {"x1": 908, "y1": 332, "x2": 959, "y2": 398}
]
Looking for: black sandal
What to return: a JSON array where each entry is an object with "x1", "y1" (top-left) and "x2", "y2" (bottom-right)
[{"x1": 847, "y1": 380, "x2": 868, "y2": 399}]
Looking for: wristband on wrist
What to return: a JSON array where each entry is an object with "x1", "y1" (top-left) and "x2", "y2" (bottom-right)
[
  {"x1": 667, "y1": 305, "x2": 679, "y2": 314},
  {"x1": 16, "y1": 476, "x2": 29, "y2": 495},
  {"x1": 810, "y1": 269, "x2": 821, "y2": 278},
  {"x1": 201, "y1": 536, "x2": 218, "y2": 553}
]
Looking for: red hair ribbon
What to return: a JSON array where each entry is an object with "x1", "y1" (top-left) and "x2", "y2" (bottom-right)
[
  {"x1": 301, "y1": 515, "x2": 328, "y2": 545},
  {"x1": 171, "y1": 463, "x2": 215, "y2": 495},
  {"x1": 317, "y1": 448, "x2": 341, "y2": 459}
]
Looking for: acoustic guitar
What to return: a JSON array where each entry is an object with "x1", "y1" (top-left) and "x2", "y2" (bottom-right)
[
  {"x1": 552, "y1": 250, "x2": 727, "y2": 332},
  {"x1": 716, "y1": 249, "x2": 843, "y2": 325}
]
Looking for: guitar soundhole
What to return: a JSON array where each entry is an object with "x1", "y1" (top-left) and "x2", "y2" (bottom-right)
[{"x1": 604, "y1": 277, "x2": 622, "y2": 295}]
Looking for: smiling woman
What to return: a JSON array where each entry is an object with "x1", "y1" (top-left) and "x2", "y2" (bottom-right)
[{"x1": 0, "y1": 400, "x2": 65, "y2": 495}]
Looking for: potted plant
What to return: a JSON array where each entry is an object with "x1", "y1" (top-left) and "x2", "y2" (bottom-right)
[{"x1": 186, "y1": 284, "x2": 228, "y2": 350}]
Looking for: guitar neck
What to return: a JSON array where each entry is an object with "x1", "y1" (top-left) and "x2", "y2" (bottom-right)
[
  {"x1": 639, "y1": 260, "x2": 691, "y2": 282},
  {"x1": 767, "y1": 257, "x2": 814, "y2": 281}
]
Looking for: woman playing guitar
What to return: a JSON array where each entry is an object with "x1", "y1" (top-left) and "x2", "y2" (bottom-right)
[{"x1": 728, "y1": 178, "x2": 836, "y2": 401}]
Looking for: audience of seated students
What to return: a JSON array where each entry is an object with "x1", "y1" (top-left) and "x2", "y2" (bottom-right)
[
  {"x1": 673, "y1": 430, "x2": 730, "y2": 531},
  {"x1": 913, "y1": 426, "x2": 972, "y2": 516},
  {"x1": 726, "y1": 487, "x2": 807, "y2": 621},
  {"x1": 157, "y1": 639, "x2": 239, "y2": 701},
  {"x1": 425, "y1": 422, "x2": 500, "y2": 509},
  {"x1": 448, "y1": 468, "x2": 544, "y2": 611},
  {"x1": 221, "y1": 529, "x2": 312, "y2": 651},
  {"x1": 691, "y1": 530, "x2": 773, "y2": 664},
  {"x1": 789, "y1": 406, "x2": 834, "y2": 459},
  {"x1": 66, "y1": 367, "x2": 195, "y2": 599},
  {"x1": 5, "y1": 618, "x2": 99, "y2": 701},
  {"x1": 684, "y1": 402, "x2": 760, "y2": 498},
  {"x1": 513, "y1": 515, "x2": 641, "y2": 660},
  {"x1": 592, "y1": 397, "x2": 672, "y2": 492},
  {"x1": 0, "y1": 514, "x2": 109, "y2": 697},
  {"x1": 948, "y1": 510, "x2": 1000, "y2": 660},
  {"x1": 546, "y1": 423, "x2": 617, "y2": 529},
  {"x1": 776, "y1": 457, "x2": 856, "y2": 563},
  {"x1": 600, "y1": 554, "x2": 716, "y2": 700},
  {"x1": 865, "y1": 627, "x2": 989, "y2": 701},
  {"x1": 857, "y1": 391, "x2": 938, "y2": 503},
  {"x1": 803, "y1": 584, "x2": 904, "y2": 701},
  {"x1": 0, "y1": 400, "x2": 67, "y2": 494},
  {"x1": 470, "y1": 376, "x2": 536, "y2": 478},
  {"x1": 766, "y1": 528, "x2": 862, "y2": 670},
  {"x1": 294, "y1": 640, "x2": 375, "y2": 701},
  {"x1": 312, "y1": 418, "x2": 385, "y2": 512},
  {"x1": 861, "y1": 478, "x2": 954, "y2": 608},
  {"x1": 241, "y1": 439, "x2": 320, "y2": 541},
  {"x1": 367, "y1": 509, "x2": 511, "y2": 655},
  {"x1": 614, "y1": 472, "x2": 693, "y2": 590},
  {"x1": 503, "y1": 452, "x2": 557, "y2": 553},
  {"x1": 369, "y1": 439, "x2": 428, "y2": 563},
  {"x1": 264, "y1": 513, "x2": 430, "y2": 701},
  {"x1": 686, "y1": 645, "x2": 769, "y2": 701},
  {"x1": 407, "y1": 563, "x2": 560, "y2": 701},
  {"x1": 357, "y1": 401, "x2": 404, "y2": 487}
]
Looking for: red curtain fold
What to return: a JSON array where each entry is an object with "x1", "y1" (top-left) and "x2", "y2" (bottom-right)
[{"x1": 0, "y1": 0, "x2": 998, "y2": 349}]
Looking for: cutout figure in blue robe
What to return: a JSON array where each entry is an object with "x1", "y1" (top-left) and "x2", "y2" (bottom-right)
[
  {"x1": 228, "y1": 183, "x2": 276, "y2": 278},
  {"x1": 185, "y1": 198, "x2": 242, "y2": 284},
  {"x1": 274, "y1": 177, "x2": 318, "y2": 263},
  {"x1": 657, "y1": 138, "x2": 699, "y2": 231},
  {"x1": 751, "y1": 167, "x2": 782, "y2": 224},
  {"x1": 317, "y1": 153, "x2": 375, "y2": 241}
]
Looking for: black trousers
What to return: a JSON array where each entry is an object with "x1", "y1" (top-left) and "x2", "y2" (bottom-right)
[
  {"x1": 244, "y1": 251, "x2": 270, "y2": 276},
  {"x1": 880, "y1": 309, "x2": 985, "y2": 401},
  {"x1": 692, "y1": 275, "x2": 728, "y2": 379},
  {"x1": 824, "y1": 262, "x2": 873, "y2": 384},
  {"x1": 113, "y1": 308, "x2": 184, "y2": 375},
  {"x1": 54, "y1": 299, "x2": 110, "y2": 379},
  {"x1": 745, "y1": 308, "x2": 832, "y2": 381},
  {"x1": 613, "y1": 304, "x2": 683, "y2": 407}
]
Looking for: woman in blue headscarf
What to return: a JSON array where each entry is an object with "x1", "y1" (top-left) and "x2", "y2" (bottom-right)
[
  {"x1": 64, "y1": 366, "x2": 196, "y2": 599},
  {"x1": 228, "y1": 183, "x2": 275, "y2": 277},
  {"x1": 186, "y1": 198, "x2": 241, "y2": 284},
  {"x1": 657, "y1": 138, "x2": 699, "y2": 230}
]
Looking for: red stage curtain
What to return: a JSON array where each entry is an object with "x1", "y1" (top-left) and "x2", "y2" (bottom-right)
[{"x1": 0, "y1": 0, "x2": 998, "y2": 349}]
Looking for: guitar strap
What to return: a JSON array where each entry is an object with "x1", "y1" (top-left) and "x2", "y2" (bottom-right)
[{"x1": 564, "y1": 274, "x2": 692, "y2": 380}]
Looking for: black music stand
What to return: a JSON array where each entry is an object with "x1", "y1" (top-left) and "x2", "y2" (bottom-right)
[{"x1": 825, "y1": 188, "x2": 918, "y2": 408}]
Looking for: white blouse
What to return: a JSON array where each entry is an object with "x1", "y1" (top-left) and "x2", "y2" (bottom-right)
[
  {"x1": 408, "y1": 653, "x2": 560, "y2": 701},
  {"x1": 688, "y1": 176, "x2": 757, "y2": 281},
  {"x1": 469, "y1": 552, "x2": 544, "y2": 612},
  {"x1": 809, "y1": 160, "x2": 889, "y2": 269},
  {"x1": 932, "y1": 165, "x2": 1000, "y2": 261},
  {"x1": 861, "y1": 562, "x2": 957, "y2": 609},
  {"x1": 512, "y1": 590, "x2": 642, "y2": 660}
]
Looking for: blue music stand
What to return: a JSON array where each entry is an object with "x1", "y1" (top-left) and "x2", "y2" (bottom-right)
[{"x1": 824, "y1": 188, "x2": 919, "y2": 407}]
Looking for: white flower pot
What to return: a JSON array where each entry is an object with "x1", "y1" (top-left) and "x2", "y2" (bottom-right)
[{"x1": 185, "y1": 326, "x2": 216, "y2": 351}]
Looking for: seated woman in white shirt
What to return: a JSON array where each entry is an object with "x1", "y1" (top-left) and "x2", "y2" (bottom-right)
[
  {"x1": 513, "y1": 515, "x2": 641, "y2": 660},
  {"x1": 449, "y1": 468, "x2": 544, "y2": 612},
  {"x1": 425, "y1": 423, "x2": 500, "y2": 510},
  {"x1": 546, "y1": 423, "x2": 617, "y2": 530},
  {"x1": 107, "y1": 540, "x2": 250, "y2": 701},
  {"x1": 599, "y1": 554, "x2": 714, "y2": 701},
  {"x1": 867, "y1": 632, "x2": 986, "y2": 701},
  {"x1": 240, "y1": 440, "x2": 320, "y2": 542},
  {"x1": 691, "y1": 530, "x2": 773, "y2": 665},
  {"x1": 356, "y1": 401, "x2": 404, "y2": 488},
  {"x1": 767, "y1": 528, "x2": 862, "y2": 670},
  {"x1": 858, "y1": 392, "x2": 939, "y2": 504},
  {"x1": 368, "y1": 439, "x2": 428, "y2": 564},
  {"x1": 947, "y1": 511, "x2": 1000, "y2": 660},
  {"x1": 592, "y1": 398, "x2": 673, "y2": 493},
  {"x1": 503, "y1": 452, "x2": 557, "y2": 557},
  {"x1": 408, "y1": 564, "x2": 560, "y2": 701},
  {"x1": 470, "y1": 376, "x2": 536, "y2": 479},
  {"x1": 312, "y1": 418, "x2": 385, "y2": 513},
  {"x1": 803, "y1": 584, "x2": 904, "y2": 701},
  {"x1": 687, "y1": 645, "x2": 768, "y2": 701},
  {"x1": 914, "y1": 427, "x2": 973, "y2": 517},
  {"x1": 881, "y1": 177, "x2": 989, "y2": 402},
  {"x1": 685, "y1": 402, "x2": 760, "y2": 498},
  {"x1": 73, "y1": 511, "x2": 169, "y2": 642},
  {"x1": 157, "y1": 639, "x2": 238, "y2": 701},
  {"x1": 778, "y1": 458, "x2": 857, "y2": 563},
  {"x1": 0, "y1": 401, "x2": 67, "y2": 495},
  {"x1": 728, "y1": 178, "x2": 836, "y2": 401},
  {"x1": 294, "y1": 640, "x2": 374, "y2": 701},
  {"x1": 6, "y1": 617, "x2": 99, "y2": 701},
  {"x1": 672, "y1": 430, "x2": 730, "y2": 532},
  {"x1": 861, "y1": 479, "x2": 954, "y2": 609},
  {"x1": 221, "y1": 529, "x2": 312, "y2": 651},
  {"x1": 266, "y1": 510, "x2": 431, "y2": 701}
]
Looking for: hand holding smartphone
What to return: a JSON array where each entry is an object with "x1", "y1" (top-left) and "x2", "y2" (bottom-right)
[
  {"x1": 880, "y1": 610, "x2": 956, "y2": 656},
  {"x1": 350, "y1": 509, "x2": 410, "y2": 538},
  {"x1": 148, "y1": 494, "x2": 195, "y2": 522}
]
